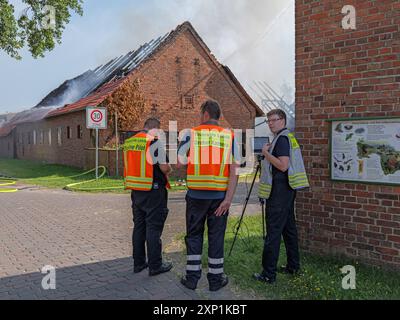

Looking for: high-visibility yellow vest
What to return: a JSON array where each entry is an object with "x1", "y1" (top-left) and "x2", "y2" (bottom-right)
[
  {"x1": 259, "y1": 129, "x2": 309, "y2": 199},
  {"x1": 187, "y1": 124, "x2": 233, "y2": 191},
  {"x1": 123, "y1": 132, "x2": 154, "y2": 191}
]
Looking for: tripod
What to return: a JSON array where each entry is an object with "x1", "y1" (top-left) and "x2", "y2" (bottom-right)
[{"x1": 228, "y1": 155, "x2": 266, "y2": 257}]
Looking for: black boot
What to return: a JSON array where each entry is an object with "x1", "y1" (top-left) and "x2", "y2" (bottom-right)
[
  {"x1": 133, "y1": 262, "x2": 148, "y2": 273},
  {"x1": 149, "y1": 262, "x2": 173, "y2": 276},
  {"x1": 180, "y1": 276, "x2": 197, "y2": 290},
  {"x1": 278, "y1": 265, "x2": 301, "y2": 276},
  {"x1": 253, "y1": 272, "x2": 276, "y2": 284},
  {"x1": 209, "y1": 274, "x2": 229, "y2": 292}
]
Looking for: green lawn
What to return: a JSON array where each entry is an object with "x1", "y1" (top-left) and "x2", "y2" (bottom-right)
[
  {"x1": 200, "y1": 215, "x2": 400, "y2": 300},
  {"x1": 0, "y1": 158, "x2": 186, "y2": 192}
]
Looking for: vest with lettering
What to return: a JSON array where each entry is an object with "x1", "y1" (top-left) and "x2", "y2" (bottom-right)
[
  {"x1": 123, "y1": 132, "x2": 154, "y2": 191},
  {"x1": 259, "y1": 129, "x2": 309, "y2": 199},
  {"x1": 187, "y1": 124, "x2": 234, "y2": 191}
]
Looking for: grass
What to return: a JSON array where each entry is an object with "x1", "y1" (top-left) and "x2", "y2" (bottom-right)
[
  {"x1": 199, "y1": 215, "x2": 400, "y2": 300},
  {"x1": 0, "y1": 158, "x2": 185, "y2": 193},
  {"x1": 0, "y1": 158, "x2": 256, "y2": 193}
]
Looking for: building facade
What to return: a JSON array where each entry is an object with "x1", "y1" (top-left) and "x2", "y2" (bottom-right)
[
  {"x1": 295, "y1": 0, "x2": 400, "y2": 268},
  {"x1": 0, "y1": 22, "x2": 263, "y2": 173}
]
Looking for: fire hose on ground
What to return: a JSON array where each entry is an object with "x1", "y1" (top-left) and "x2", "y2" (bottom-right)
[
  {"x1": 0, "y1": 166, "x2": 126, "y2": 193},
  {"x1": 62, "y1": 166, "x2": 124, "y2": 192},
  {"x1": 0, "y1": 178, "x2": 18, "y2": 193},
  {"x1": 1, "y1": 167, "x2": 251, "y2": 193}
]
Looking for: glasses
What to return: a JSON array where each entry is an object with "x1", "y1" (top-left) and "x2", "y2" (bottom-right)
[{"x1": 266, "y1": 118, "x2": 283, "y2": 124}]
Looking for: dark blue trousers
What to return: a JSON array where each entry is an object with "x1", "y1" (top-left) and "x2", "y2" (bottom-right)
[
  {"x1": 262, "y1": 180, "x2": 300, "y2": 280},
  {"x1": 185, "y1": 195, "x2": 228, "y2": 286},
  {"x1": 131, "y1": 188, "x2": 169, "y2": 270}
]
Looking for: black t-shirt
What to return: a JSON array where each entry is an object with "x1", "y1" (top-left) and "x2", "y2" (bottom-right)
[
  {"x1": 150, "y1": 139, "x2": 169, "y2": 187},
  {"x1": 271, "y1": 130, "x2": 290, "y2": 181}
]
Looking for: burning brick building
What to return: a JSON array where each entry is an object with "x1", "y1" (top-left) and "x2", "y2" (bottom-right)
[{"x1": 0, "y1": 22, "x2": 263, "y2": 173}]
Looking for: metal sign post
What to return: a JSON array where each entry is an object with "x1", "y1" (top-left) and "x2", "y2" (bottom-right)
[
  {"x1": 96, "y1": 128, "x2": 99, "y2": 179},
  {"x1": 86, "y1": 106, "x2": 107, "y2": 180},
  {"x1": 115, "y1": 112, "x2": 119, "y2": 177}
]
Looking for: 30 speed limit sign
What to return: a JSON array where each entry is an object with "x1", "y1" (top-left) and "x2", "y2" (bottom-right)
[{"x1": 86, "y1": 107, "x2": 107, "y2": 129}]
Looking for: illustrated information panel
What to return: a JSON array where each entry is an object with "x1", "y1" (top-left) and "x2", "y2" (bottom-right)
[{"x1": 330, "y1": 118, "x2": 400, "y2": 185}]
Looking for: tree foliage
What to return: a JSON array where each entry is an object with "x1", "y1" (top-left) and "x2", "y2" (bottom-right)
[
  {"x1": 104, "y1": 78, "x2": 146, "y2": 131},
  {"x1": 0, "y1": 0, "x2": 83, "y2": 59},
  {"x1": 103, "y1": 78, "x2": 146, "y2": 147}
]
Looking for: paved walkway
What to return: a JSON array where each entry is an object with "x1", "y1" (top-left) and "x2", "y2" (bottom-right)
[{"x1": 0, "y1": 183, "x2": 262, "y2": 300}]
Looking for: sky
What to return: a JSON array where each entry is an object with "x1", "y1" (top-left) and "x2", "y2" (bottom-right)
[{"x1": 0, "y1": 0, "x2": 295, "y2": 114}]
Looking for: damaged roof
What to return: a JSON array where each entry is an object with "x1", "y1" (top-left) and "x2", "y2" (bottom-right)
[
  {"x1": 0, "y1": 21, "x2": 263, "y2": 137},
  {"x1": 46, "y1": 21, "x2": 263, "y2": 119},
  {"x1": 0, "y1": 107, "x2": 54, "y2": 137},
  {"x1": 45, "y1": 27, "x2": 174, "y2": 118}
]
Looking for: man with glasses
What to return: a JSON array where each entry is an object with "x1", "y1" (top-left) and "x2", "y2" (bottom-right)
[{"x1": 254, "y1": 109, "x2": 309, "y2": 284}]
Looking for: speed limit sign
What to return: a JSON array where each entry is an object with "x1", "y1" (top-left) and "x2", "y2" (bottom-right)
[{"x1": 86, "y1": 107, "x2": 107, "y2": 129}]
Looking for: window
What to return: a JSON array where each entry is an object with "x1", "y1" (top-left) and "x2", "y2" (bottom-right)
[
  {"x1": 39, "y1": 130, "x2": 44, "y2": 144},
  {"x1": 67, "y1": 126, "x2": 71, "y2": 139},
  {"x1": 57, "y1": 127, "x2": 62, "y2": 146},
  {"x1": 77, "y1": 125, "x2": 83, "y2": 139},
  {"x1": 48, "y1": 128, "x2": 52, "y2": 146},
  {"x1": 183, "y1": 94, "x2": 194, "y2": 109},
  {"x1": 33, "y1": 130, "x2": 37, "y2": 145},
  {"x1": 184, "y1": 95, "x2": 193, "y2": 105},
  {"x1": 28, "y1": 133, "x2": 31, "y2": 145}
]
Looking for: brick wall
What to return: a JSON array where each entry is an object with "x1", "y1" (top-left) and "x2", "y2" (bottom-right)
[
  {"x1": 13, "y1": 111, "x2": 94, "y2": 168},
  {"x1": 127, "y1": 27, "x2": 260, "y2": 131},
  {"x1": 0, "y1": 133, "x2": 15, "y2": 159},
  {"x1": 295, "y1": 0, "x2": 400, "y2": 268}
]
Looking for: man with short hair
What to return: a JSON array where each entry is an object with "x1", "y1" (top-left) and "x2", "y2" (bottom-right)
[
  {"x1": 177, "y1": 100, "x2": 240, "y2": 291},
  {"x1": 254, "y1": 109, "x2": 309, "y2": 284},
  {"x1": 123, "y1": 117, "x2": 173, "y2": 276}
]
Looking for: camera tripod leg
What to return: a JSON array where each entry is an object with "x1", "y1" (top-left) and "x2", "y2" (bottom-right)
[{"x1": 228, "y1": 161, "x2": 261, "y2": 257}]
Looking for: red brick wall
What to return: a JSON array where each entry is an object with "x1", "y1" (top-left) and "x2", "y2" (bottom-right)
[{"x1": 295, "y1": 0, "x2": 400, "y2": 268}]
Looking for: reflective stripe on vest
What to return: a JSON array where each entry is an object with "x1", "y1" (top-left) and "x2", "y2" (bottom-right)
[
  {"x1": 258, "y1": 129, "x2": 309, "y2": 199},
  {"x1": 123, "y1": 132, "x2": 154, "y2": 191},
  {"x1": 187, "y1": 125, "x2": 233, "y2": 191}
]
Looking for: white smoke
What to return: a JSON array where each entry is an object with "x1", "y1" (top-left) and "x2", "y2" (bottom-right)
[
  {"x1": 100, "y1": 0, "x2": 295, "y2": 104},
  {"x1": 52, "y1": 73, "x2": 101, "y2": 108},
  {"x1": 38, "y1": 0, "x2": 294, "y2": 112}
]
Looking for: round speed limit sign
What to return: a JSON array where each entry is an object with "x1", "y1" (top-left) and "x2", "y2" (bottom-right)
[{"x1": 91, "y1": 110, "x2": 103, "y2": 123}]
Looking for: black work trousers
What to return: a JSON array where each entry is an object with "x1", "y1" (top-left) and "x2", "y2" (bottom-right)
[
  {"x1": 262, "y1": 179, "x2": 300, "y2": 280},
  {"x1": 131, "y1": 187, "x2": 169, "y2": 270},
  {"x1": 185, "y1": 195, "x2": 228, "y2": 286}
]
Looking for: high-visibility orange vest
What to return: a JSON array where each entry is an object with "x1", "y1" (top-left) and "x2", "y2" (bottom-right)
[
  {"x1": 187, "y1": 124, "x2": 234, "y2": 191},
  {"x1": 123, "y1": 132, "x2": 154, "y2": 191}
]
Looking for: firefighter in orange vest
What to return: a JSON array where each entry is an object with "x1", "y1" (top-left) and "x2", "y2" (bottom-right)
[
  {"x1": 123, "y1": 117, "x2": 173, "y2": 276},
  {"x1": 177, "y1": 100, "x2": 240, "y2": 291}
]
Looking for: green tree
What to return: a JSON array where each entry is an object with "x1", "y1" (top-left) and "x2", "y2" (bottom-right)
[{"x1": 0, "y1": 0, "x2": 83, "y2": 59}]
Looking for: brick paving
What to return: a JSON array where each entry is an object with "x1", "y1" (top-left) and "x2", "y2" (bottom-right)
[{"x1": 0, "y1": 183, "x2": 262, "y2": 300}]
